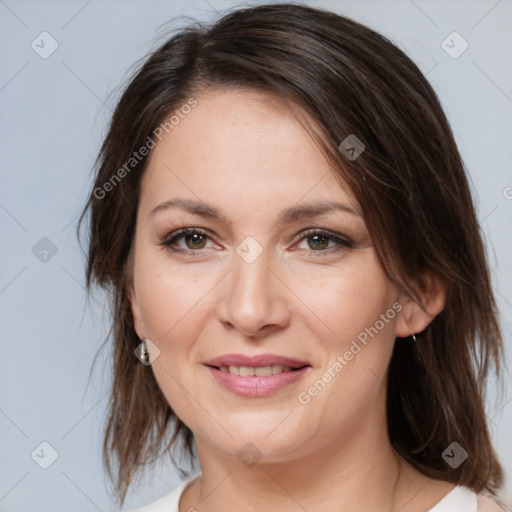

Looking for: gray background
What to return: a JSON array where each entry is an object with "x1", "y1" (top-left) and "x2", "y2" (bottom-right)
[{"x1": 1, "y1": 0, "x2": 511, "y2": 510}]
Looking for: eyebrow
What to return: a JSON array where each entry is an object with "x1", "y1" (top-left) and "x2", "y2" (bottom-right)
[{"x1": 149, "y1": 198, "x2": 361, "y2": 227}]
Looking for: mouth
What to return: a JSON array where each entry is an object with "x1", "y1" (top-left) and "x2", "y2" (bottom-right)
[
  {"x1": 206, "y1": 363, "x2": 309, "y2": 376},
  {"x1": 203, "y1": 354, "x2": 312, "y2": 397}
]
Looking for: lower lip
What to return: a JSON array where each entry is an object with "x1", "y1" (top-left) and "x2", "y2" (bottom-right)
[{"x1": 206, "y1": 365, "x2": 311, "y2": 397}]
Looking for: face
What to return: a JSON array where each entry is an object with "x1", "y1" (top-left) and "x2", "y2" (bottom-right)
[{"x1": 129, "y1": 89, "x2": 412, "y2": 465}]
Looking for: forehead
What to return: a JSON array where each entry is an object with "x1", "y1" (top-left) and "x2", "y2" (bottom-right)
[{"x1": 139, "y1": 89, "x2": 359, "y2": 218}]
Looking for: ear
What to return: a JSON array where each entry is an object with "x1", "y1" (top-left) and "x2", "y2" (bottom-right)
[
  {"x1": 395, "y1": 271, "x2": 446, "y2": 337},
  {"x1": 127, "y1": 280, "x2": 146, "y2": 341}
]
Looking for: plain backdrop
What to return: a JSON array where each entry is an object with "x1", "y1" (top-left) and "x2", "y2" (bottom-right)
[{"x1": 1, "y1": 1, "x2": 511, "y2": 510}]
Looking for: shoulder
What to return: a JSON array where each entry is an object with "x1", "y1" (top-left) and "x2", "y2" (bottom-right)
[
  {"x1": 128, "y1": 487, "x2": 181, "y2": 512},
  {"x1": 426, "y1": 484, "x2": 507, "y2": 512},
  {"x1": 477, "y1": 495, "x2": 508, "y2": 511},
  {"x1": 129, "y1": 472, "x2": 202, "y2": 512},
  {"x1": 128, "y1": 482, "x2": 185, "y2": 512}
]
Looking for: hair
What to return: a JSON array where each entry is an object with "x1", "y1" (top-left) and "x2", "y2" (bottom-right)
[{"x1": 78, "y1": 2, "x2": 504, "y2": 506}]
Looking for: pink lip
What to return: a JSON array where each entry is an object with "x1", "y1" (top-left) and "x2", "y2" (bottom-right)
[
  {"x1": 203, "y1": 353, "x2": 311, "y2": 398},
  {"x1": 204, "y1": 353, "x2": 309, "y2": 368},
  {"x1": 206, "y1": 365, "x2": 311, "y2": 397}
]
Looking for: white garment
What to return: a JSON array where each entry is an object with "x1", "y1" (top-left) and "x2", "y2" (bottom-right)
[{"x1": 131, "y1": 472, "x2": 480, "y2": 512}]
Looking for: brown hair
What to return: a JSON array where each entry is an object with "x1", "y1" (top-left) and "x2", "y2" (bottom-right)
[{"x1": 78, "y1": 3, "x2": 504, "y2": 506}]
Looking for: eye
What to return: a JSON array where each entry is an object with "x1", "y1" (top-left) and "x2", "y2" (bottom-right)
[
  {"x1": 159, "y1": 227, "x2": 353, "y2": 258},
  {"x1": 159, "y1": 228, "x2": 215, "y2": 254},
  {"x1": 293, "y1": 229, "x2": 353, "y2": 256}
]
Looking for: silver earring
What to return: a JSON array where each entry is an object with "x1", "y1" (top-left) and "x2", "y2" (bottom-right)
[
  {"x1": 406, "y1": 319, "x2": 417, "y2": 343},
  {"x1": 140, "y1": 339, "x2": 150, "y2": 364}
]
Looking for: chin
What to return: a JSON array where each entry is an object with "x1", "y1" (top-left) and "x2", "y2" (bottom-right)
[{"x1": 197, "y1": 414, "x2": 315, "y2": 463}]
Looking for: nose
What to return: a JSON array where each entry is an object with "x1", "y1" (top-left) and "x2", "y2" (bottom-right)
[{"x1": 215, "y1": 247, "x2": 291, "y2": 339}]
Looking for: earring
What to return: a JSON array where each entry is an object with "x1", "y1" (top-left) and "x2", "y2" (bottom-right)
[
  {"x1": 140, "y1": 339, "x2": 150, "y2": 364},
  {"x1": 406, "y1": 319, "x2": 417, "y2": 343}
]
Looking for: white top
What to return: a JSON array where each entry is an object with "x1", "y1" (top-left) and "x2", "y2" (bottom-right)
[{"x1": 130, "y1": 472, "x2": 482, "y2": 512}]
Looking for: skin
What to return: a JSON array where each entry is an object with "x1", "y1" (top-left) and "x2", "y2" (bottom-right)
[{"x1": 129, "y1": 88, "x2": 460, "y2": 511}]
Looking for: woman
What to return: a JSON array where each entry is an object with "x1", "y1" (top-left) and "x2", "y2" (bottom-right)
[{"x1": 79, "y1": 3, "x2": 506, "y2": 511}]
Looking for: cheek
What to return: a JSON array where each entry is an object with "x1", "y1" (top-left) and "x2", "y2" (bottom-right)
[
  {"x1": 289, "y1": 252, "x2": 399, "y2": 412},
  {"x1": 288, "y1": 251, "x2": 398, "y2": 347},
  {"x1": 293, "y1": 257, "x2": 399, "y2": 421},
  {"x1": 132, "y1": 256, "x2": 216, "y2": 427},
  {"x1": 133, "y1": 248, "x2": 215, "y2": 345}
]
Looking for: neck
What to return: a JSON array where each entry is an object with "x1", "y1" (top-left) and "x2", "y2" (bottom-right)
[{"x1": 187, "y1": 418, "x2": 409, "y2": 512}]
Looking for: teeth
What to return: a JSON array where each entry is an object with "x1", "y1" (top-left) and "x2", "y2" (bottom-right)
[
  {"x1": 239, "y1": 366, "x2": 254, "y2": 377},
  {"x1": 219, "y1": 365, "x2": 294, "y2": 376},
  {"x1": 255, "y1": 366, "x2": 272, "y2": 377}
]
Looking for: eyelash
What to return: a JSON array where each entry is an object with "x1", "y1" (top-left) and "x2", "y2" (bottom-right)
[{"x1": 159, "y1": 227, "x2": 353, "y2": 258}]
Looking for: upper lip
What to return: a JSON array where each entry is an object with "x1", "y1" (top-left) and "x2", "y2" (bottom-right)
[{"x1": 204, "y1": 353, "x2": 310, "y2": 369}]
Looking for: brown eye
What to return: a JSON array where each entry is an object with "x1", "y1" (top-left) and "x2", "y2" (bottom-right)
[
  {"x1": 183, "y1": 232, "x2": 207, "y2": 249},
  {"x1": 295, "y1": 229, "x2": 353, "y2": 256},
  {"x1": 306, "y1": 234, "x2": 331, "y2": 250},
  {"x1": 160, "y1": 228, "x2": 213, "y2": 253}
]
